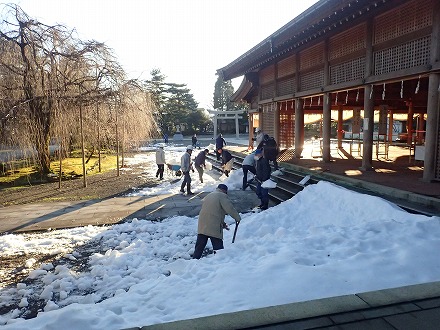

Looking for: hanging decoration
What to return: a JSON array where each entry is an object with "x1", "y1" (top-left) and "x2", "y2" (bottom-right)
[
  {"x1": 318, "y1": 95, "x2": 321, "y2": 106},
  {"x1": 400, "y1": 81, "x2": 404, "y2": 99},
  {"x1": 310, "y1": 96, "x2": 313, "y2": 107},
  {"x1": 356, "y1": 88, "x2": 359, "y2": 102},
  {"x1": 415, "y1": 75, "x2": 420, "y2": 94},
  {"x1": 345, "y1": 90, "x2": 349, "y2": 104},
  {"x1": 335, "y1": 92, "x2": 338, "y2": 105},
  {"x1": 369, "y1": 84, "x2": 374, "y2": 99},
  {"x1": 382, "y1": 83, "x2": 386, "y2": 100}
]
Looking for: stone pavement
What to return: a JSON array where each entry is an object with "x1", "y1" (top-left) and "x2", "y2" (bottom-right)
[{"x1": 0, "y1": 190, "x2": 260, "y2": 234}]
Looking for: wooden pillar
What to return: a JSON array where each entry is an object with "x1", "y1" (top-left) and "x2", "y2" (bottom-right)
[
  {"x1": 248, "y1": 113, "x2": 254, "y2": 150},
  {"x1": 274, "y1": 103, "x2": 280, "y2": 143},
  {"x1": 407, "y1": 102, "x2": 414, "y2": 145},
  {"x1": 337, "y1": 105, "x2": 343, "y2": 148},
  {"x1": 322, "y1": 93, "x2": 331, "y2": 162},
  {"x1": 387, "y1": 110, "x2": 394, "y2": 143},
  {"x1": 294, "y1": 98, "x2": 304, "y2": 158},
  {"x1": 361, "y1": 84, "x2": 374, "y2": 171},
  {"x1": 423, "y1": 73, "x2": 440, "y2": 181},
  {"x1": 416, "y1": 115, "x2": 424, "y2": 144},
  {"x1": 423, "y1": 0, "x2": 440, "y2": 180},
  {"x1": 213, "y1": 114, "x2": 218, "y2": 139},
  {"x1": 235, "y1": 114, "x2": 239, "y2": 139}
]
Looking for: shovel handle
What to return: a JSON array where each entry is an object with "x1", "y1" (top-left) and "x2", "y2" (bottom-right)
[{"x1": 232, "y1": 222, "x2": 239, "y2": 243}]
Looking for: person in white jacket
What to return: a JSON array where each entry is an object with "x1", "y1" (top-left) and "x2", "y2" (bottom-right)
[
  {"x1": 155, "y1": 144, "x2": 166, "y2": 180},
  {"x1": 241, "y1": 152, "x2": 256, "y2": 190},
  {"x1": 254, "y1": 128, "x2": 265, "y2": 147},
  {"x1": 180, "y1": 145, "x2": 194, "y2": 195}
]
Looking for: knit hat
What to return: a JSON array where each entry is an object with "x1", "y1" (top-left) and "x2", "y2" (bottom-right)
[
  {"x1": 186, "y1": 145, "x2": 193, "y2": 150},
  {"x1": 217, "y1": 184, "x2": 228, "y2": 193}
]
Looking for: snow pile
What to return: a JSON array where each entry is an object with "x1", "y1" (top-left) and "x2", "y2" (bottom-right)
[{"x1": 1, "y1": 180, "x2": 440, "y2": 330}]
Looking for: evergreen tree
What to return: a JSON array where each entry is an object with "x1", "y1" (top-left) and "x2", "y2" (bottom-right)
[{"x1": 213, "y1": 74, "x2": 234, "y2": 111}]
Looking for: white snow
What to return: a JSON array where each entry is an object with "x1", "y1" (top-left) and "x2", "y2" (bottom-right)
[{"x1": 1, "y1": 142, "x2": 440, "y2": 329}]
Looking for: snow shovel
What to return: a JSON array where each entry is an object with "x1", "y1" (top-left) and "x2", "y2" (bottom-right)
[{"x1": 232, "y1": 222, "x2": 239, "y2": 243}]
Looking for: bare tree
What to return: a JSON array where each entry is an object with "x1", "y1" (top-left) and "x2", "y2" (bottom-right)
[{"x1": 0, "y1": 4, "x2": 156, "y2": 179}]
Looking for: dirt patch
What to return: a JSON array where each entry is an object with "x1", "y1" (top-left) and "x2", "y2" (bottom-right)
[{"x1": 0, "y1": 163, "x2": 156, "y2": 207}]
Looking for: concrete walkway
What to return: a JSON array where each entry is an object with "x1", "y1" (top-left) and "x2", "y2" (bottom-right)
[{"x1": 0, "y1": 189, "x2": 260, "y2": 234}]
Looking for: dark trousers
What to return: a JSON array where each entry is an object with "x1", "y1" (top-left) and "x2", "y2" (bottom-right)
[
  {"x1": 215, "y1": 149, "x2": 222, "y2": 160},
  {"x1": 256, "y1": 182, "x2": 269, "y2": 209},
  {"x1": 193, "y1": 234, "x2": 224, "y2": 259},
  {"x1": 242, "y1": 165, "x2": 256, "y2": 190},
  {"x1": 180, "y1": 171, "x2": 192, "y2": 193},
  {"x1": 156, "y1": 164, "x2": 164, "y2": 179},
  {"x1": 195, "y1": 165, "x2": 204, "y2": 182},
  {"x1": 269, "y1": 159, "x2": 279, "y2": 170}
]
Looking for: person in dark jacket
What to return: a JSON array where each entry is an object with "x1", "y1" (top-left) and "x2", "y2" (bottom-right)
[
  {"x1": 192, "y1": 184, "x2": 241, "y2": 259},
  {"x1": 192, "y1": 134, "x2": 198, "y2": 149},
  {"x1": 255, "y1": 148, "x2": 271, "y2": 210},
  {"x1": 194, "y1": 149, "x2": 209, "y2": 183},
  {"x1": 258, "y1": 134, "x2": 279, "y2": 170},
  {"x1": 215, "y1": 133, "x2": 226, "y2": 160},
  {"x1": 219, "y1": 148, "x2": 234, "y2": 177}
]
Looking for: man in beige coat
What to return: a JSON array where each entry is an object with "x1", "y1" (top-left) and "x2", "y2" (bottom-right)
[
  {"x1": 155, "y1": 144, "x2": 166, "y2": 180},
  {"x1": 192, "y1": 184, "x2": 241, "y2": 259}
]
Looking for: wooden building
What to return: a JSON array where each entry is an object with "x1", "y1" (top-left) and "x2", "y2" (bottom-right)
[{"x1": 217, "y1": 0, "x2": 440, "y2": 181}]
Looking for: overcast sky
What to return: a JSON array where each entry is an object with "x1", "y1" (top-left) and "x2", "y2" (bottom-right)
[{"x1": 8, "y1": 0, "x2": 318, "y2": 109}]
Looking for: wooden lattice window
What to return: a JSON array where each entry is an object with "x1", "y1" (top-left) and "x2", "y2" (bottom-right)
[
  {"x1": 299, "y1": 42, "x2": 324, "y2": 71},
  {"x1": 277, "y1": 77, "x2": 296, "y2": 96},
  {"x1": 374, "y1": 36, "x2": 431, "y2": 75},
  {"x1": 374, "y1": 0, "x2": 433, "y2": 45},
  {"x1": 300, "y1": 69, "x2": 324, "y2": 91},
  {"x1": 261, "y1": 83, "x2": 275, "y2": 100},
  {"x1": 329, "y1": 23, "x2": 366, "y2": 61},
  {"x1": 277, "y1": 55, "x2": 296, "y2": 78},
  {"x1": 259, "y1": 65, "x2": 275, "y2": 85},
  {"x1": 330, "y1": 57, "x2": 366, "y2": 85},
  {"x1": 261, "y1": 103, "x2": 276, "y2": 138},
  {"x1": 278, "y1": 101, "x2": 295, "y2": 149}
]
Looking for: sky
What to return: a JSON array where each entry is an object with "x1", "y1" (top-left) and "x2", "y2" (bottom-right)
[
  {"x1": 6, "y1": 0, "x2": 319, "y2": 109},
  {"x1": 1, "y1": 142, "x2": 440, "y2": 329}
]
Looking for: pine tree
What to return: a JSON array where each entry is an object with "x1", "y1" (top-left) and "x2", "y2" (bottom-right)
[{"x1": 213, "y1": 75, "x2": 234, "y2": 111}]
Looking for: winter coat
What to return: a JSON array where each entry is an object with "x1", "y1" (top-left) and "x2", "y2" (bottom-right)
[
  {"x1": 256, "y1": 157, "x2": 271, "y2": 182},
  {"x1": 194, "y1": 151, "x2": 207, "y2": 167},
  {"x1": 215, "y1": 136, "x2": 226, "y2": 150},
  {"x1": 259, "y1": 137, "x2": 278, "y2": 161},
  {"x1": 221, "y1": 150, "x2": 233, "y2": 165},
  {"x1": 198, "y1": 189, "x2": 241, "y2": 239},
  {"x1": 255, "y1": 131, "x2": 265, "y2": 146},
  {"x1": 155, "y1": 148, "x2": 165, "y2": 165},
  {"x1": 180, "y1": 151, "x2": 192, "y2": 172},
  {"x1": 242, "y1": 153, "x2": 256, "y2": 167}
]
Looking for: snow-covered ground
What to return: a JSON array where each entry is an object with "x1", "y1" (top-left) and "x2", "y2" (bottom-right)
[{"x1": 1, "y1": 143, "x2": 440, "y2": 329}]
